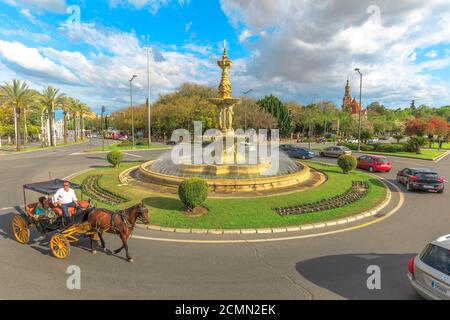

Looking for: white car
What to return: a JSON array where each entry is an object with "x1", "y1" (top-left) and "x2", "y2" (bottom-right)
[
  {"x1": 240, "y1": 142, "x2": 257, "y2": 152},
  {"x1": 408, "y1": 234, "x2": 450, "y2": 300}
]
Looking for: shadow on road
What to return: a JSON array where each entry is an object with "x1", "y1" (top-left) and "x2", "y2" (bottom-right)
[{"x1": 296, "y1": 253, "x2": 422, "y2": 300}]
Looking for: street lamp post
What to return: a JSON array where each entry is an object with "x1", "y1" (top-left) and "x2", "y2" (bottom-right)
[
  {"x1": 354, "y1": 68, "x2": 363, "y2": 152},
  {"x1": 129, "y1": 75, "x2": 138, "y2": 149},
  {"x1": 101, "y1": 105, "x2": 106, "y2": 151}
]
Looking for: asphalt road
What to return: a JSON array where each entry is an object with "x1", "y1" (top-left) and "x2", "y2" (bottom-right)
[{"x1": 0, "y1": 140, "x2": 448, "y2": 300}]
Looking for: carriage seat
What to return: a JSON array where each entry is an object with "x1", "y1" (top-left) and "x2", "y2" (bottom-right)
[
  {"x1": 26, "y1": 201, "x2": 90, "y2": 219},
  {"x1": 52, "y1": 201, "x2": 90, "y2": 217}
]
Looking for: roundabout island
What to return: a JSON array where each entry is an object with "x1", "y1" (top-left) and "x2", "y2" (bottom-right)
[{"x1": 70, "y1": 49, "x2": 389, "y2": 233}]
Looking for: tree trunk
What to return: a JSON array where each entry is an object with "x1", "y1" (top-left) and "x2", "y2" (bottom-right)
[
  {"x1": 73, "y1": 114, "x2": 78, "y2": 142},
  {"x1": 24, "y1": 107, "x2": 28, "y2": 147},
  {"x1": 15, "y1": 106, "x2": 21, "y2": 151},
  {"x1": 49, "y1": 103, "x2": 55, "y2": 147},
  {"x1": 81, "y1": 115, "x2": 85, "y2": 140},
  {"x1": 63, "y1": 111, "x2": 68, "y2": 144}
]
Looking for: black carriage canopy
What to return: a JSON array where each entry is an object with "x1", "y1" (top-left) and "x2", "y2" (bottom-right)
[{"x1": 23, "y1": 179, "x2": 81, "y2": 195}]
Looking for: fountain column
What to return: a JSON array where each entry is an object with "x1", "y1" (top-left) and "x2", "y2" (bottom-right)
[{"x1": 208, "y1": 48, "x2": 241, "y2": 164}]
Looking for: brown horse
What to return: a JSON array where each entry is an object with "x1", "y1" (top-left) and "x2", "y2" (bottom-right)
[{"x1": 84, "y1": 202, "x2": 149, "y2": 262}]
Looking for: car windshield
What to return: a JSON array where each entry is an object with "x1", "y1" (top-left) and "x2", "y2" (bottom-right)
[
  {"x1": 420, "y1": 244, "x2": 450, "y2": 275},
  {"x1": 375, "y1": 158, "x2": 388, "y2": 163}
]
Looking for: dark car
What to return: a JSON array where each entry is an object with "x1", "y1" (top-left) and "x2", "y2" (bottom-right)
[
  {"x1": 280, "y1": 144, "x2": 295, "y2": 152},
  {"x1": 397, "y1": 168, "x2": 445, "y2": 193},
  {"x1": 284, "y1": 147, "x2": 315, "y2": 160}
]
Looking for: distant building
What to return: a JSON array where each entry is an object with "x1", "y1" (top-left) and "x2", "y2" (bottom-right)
[{"x1": 342, "y1": 80, "x2": 367, "y2": 117}]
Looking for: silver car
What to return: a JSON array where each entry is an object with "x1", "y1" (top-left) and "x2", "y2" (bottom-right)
[
  {"x1": 408, "y1": 234, "x2": 450, "y2": 300},
  {"x1": 319, "y1": 146, "x2": 352, "y2": 158}
]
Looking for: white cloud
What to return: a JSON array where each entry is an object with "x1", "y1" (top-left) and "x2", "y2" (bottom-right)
[
  {"x1": 0, "y1": 40, "x2": 78, "y2": 83},
  {"x1": 425, "y1": 50, "x2": 438, "y2": 59},
  {"x1": 1, "y1": 0, "x2": 67, "y2": 13},
  {"x1": 0, "y1": 22, "x2": 220, "y2": 111},
  {"x1": 220, "y1": 0, "x2": 450, "y2": 107},
  {"x1": 109, "y1": 0, "x2": 190, "y2": 14}
]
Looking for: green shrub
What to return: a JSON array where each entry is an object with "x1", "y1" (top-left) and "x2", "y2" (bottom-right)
[
  {"x1": 374, "y1": 143, "x2": 405, "y2": 153},
  {"x1": 178, "y1": 178, "x2": 209, "y2": 210},
  {"x1": 405, "y1": 137, "x2": 427, "y2": 154},
  {"x1": 119, "y1": 140, "x2": 133, "y2": 147},
  {"x1": 107, "y1": 150, "x2": 123, "y2": 168},
  {"x1": 361, "y1": 144, "x2": 375, "y2": 152},
  {"x1": 337, "y1": 155, "x2": 357, "y2": 174}
]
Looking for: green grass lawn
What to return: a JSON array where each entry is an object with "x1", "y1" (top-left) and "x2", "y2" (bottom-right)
[
  {"x1": 363, "y1": 149, "x2": 445, "y2": 160},
  {"x1": 71, "y1": 161, "x2": 387, "y2": 230},
  {"x1": 86, "y1": 142, "x2": 169, "y2": 152},
  {"x1": 428, "y1": 142, "x2": 450, "y2": 150}
]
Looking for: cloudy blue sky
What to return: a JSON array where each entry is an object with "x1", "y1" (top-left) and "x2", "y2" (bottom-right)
[{"x1": 0, "y1": 0, "x2": 449, "y2": 114}]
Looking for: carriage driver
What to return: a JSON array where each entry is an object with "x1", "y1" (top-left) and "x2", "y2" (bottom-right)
[{"x1": 52, "y1": 181, "x2": 80, "y2": 226}]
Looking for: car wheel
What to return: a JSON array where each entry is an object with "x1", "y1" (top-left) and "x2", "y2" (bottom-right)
[
  {"x1": 302, "y1": 156, "x2": 306, "y2": 160},
  {"x1": 369, "y1": 167, "x2": 374, "y2": 173},
  {"x1": 438, "y1": 189, "x2": 444, "y2": 194}
]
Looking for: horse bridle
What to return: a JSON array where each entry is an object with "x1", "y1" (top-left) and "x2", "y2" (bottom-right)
[{"x1": 135, "y1": 205, "x2": 149, "y2": 225}]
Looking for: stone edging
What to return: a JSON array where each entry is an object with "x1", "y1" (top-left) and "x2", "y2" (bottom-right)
[{"x1": 136, "y1": 176, "x2": 392, "y2": 235}]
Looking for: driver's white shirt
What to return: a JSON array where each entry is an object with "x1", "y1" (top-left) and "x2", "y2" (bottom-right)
[{"x1": 53, "y1": 188, "x2": 78, "y2": 205}]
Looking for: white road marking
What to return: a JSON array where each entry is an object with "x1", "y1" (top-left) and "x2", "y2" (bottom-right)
[
  {"x1": 434, "y1": 151, "x2": 450, "y2": 163},
  {"x1": 124, "y1": 153, "x2": 143, "y2": 158},
  {"x1": 1, "y1": 207, "x2": 13, "y2": 211}
]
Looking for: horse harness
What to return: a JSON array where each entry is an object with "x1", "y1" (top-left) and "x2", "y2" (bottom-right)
[{"x1": 110, "y1": 210, "x2": 135, "y2": 233}]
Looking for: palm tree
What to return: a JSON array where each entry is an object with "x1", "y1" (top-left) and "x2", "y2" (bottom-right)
[
  {"x1": 40, "y1": 86, "x2": 64, "y2": 147},
  {"x1": 0, "y1": 80, "x2": 33, "y2": 151},
  {"x1": 78, "y1": 103, "x2": 91, "y2": 140},
  {"x1": 58, "y1": 96, "x2": 74, "y2": 144}
]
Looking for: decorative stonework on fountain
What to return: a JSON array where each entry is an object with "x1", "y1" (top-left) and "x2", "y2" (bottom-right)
[{"x1": 130, "y1": 45, "x2": 326, "y2": 196}]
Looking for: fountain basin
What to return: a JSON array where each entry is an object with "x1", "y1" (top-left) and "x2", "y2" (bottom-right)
[{"x1": 138, "y1": 160, "x2": 314, "y2": 193}]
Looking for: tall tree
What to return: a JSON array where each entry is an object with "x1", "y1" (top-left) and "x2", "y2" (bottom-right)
[
  {"x1": 41, "y1": 86, "x2": 64, "y2": 147},
  {"x1": 258, "y1": 95, "x2": 293, "y2": 137},
  {"x1": 0, "y1": 80, "x2": 33, "y2": 151}
]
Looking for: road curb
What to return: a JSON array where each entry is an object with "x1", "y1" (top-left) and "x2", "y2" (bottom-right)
[{"x1": 136, "y1": 177, "x2": 392, "y2": 235}]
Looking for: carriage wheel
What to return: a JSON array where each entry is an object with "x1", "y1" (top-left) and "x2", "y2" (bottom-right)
[
  {"x1": 12, "y1": 214, "x2": 30, "y2": 244},
  {"x1": 50, "y1": 234, "x2": 71, "y2": 259}
]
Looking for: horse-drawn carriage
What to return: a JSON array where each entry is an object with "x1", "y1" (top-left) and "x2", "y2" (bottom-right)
[
  {"x1": 12, "y1": 179, "x2": 150, "y2": 262},
  {"x1": 11, "y1": 179, "x2": 97, "y2": 259}
]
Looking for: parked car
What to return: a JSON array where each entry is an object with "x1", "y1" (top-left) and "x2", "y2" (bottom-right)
[
  {"x1": 396, "y1": 168, "x2": 445, "y2": 193},
  {"x1": 368, "y1": 138, "x2": 380, "y2": 143},
  {"x1": 347, "y1": 138, "x2": 359, "y2": 144},
  {"x1": 285, "y1": 147, "x2": 315, "y2": 160},
  {"x1": 320, "y1": 146, "x2": 352, "y2": 158},
  {"x1": 357, "y1": 155, "x2": 391, "y2": 173},
  {"x1": 240, "y1": 142, "x2": 257, "y2": 152},
  {"x1": 408, "y1": 234, "x2": 450, "y2": 300},
  {"x1": 166, "y1": 141, "x2": 179, "y2": 146},
  {"x1": 280, "y1": 144, "x2": 295, "y2": 152}
]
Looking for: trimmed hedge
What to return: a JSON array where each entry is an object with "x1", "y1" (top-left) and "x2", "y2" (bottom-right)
[
  {"x1": 339, "y1": 142, "x2": 406, "y2": 153},
  {"x1": 338, "y1": 155, "x2": 357, "y2": 174},
  {"x1": 107, "y1": 150, "x2": 123, "y2": 168},
  {"x1": 178, "y1": 178, "x2": 209, "y2": 210}
]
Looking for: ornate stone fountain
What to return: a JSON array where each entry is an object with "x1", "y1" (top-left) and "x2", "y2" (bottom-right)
[{"x1": 129, "y1": 47, "x2": 324, "y2": 195}]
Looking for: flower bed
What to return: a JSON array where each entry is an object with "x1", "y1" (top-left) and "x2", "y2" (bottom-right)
[
  {"x1": 275, "y1": 181, "x2": 369, "y2": 216},
  {"x1": 82, "y1": 175, "x2": 128, "y2": 206}
]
